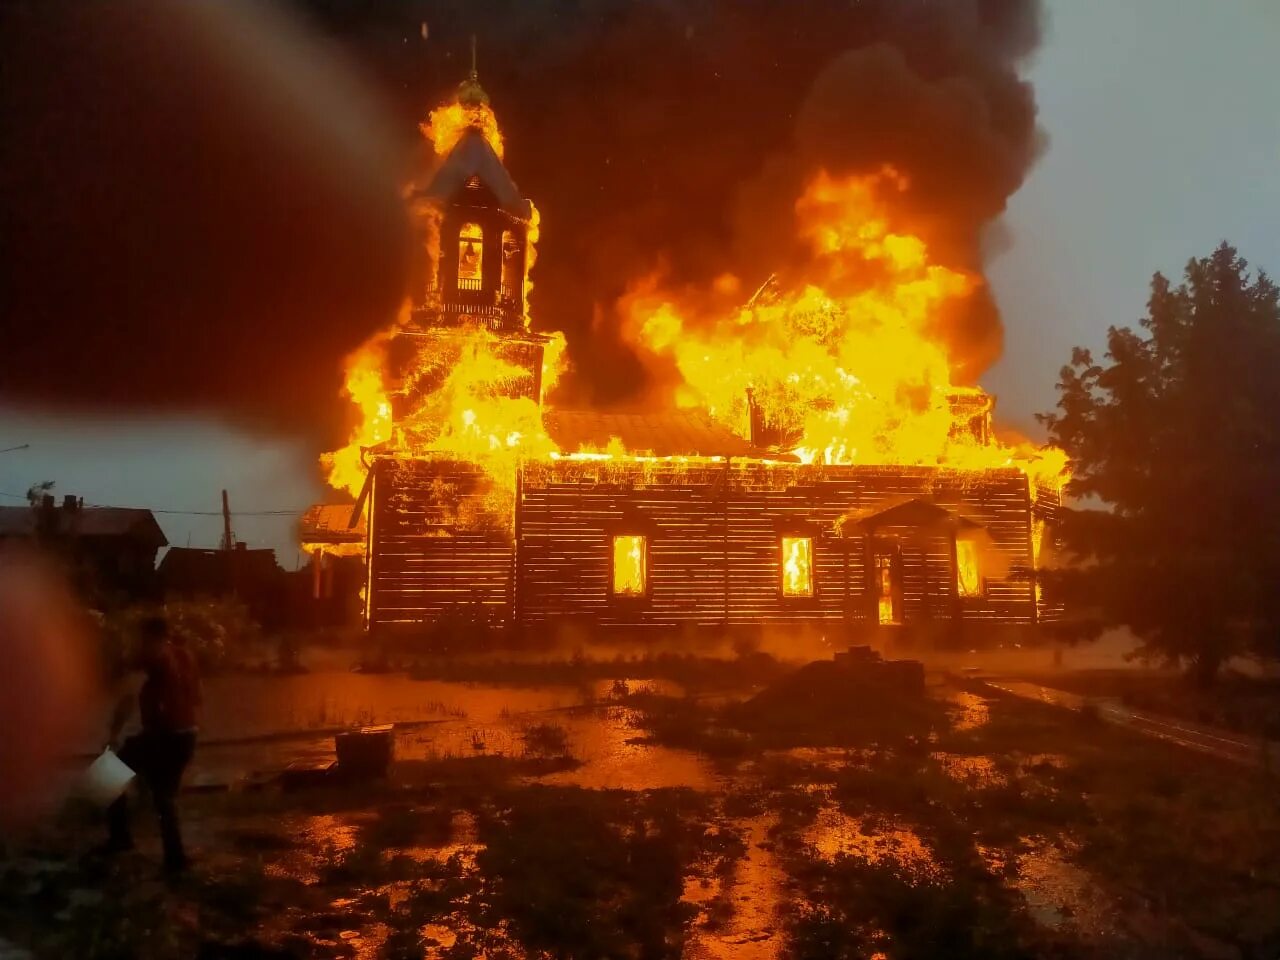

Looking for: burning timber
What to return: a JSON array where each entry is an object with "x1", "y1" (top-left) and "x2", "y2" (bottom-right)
[
  {"x1": 315, "y1": 68, "x2": 1067, "y2": 646},
  {"x1": 365, "y1": 455, "x2": 1059, "y2": 643}
]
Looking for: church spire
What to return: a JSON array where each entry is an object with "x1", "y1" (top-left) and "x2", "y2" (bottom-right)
[{"x1": 456, "y1": 35, "x2": 489, "y2": 107}]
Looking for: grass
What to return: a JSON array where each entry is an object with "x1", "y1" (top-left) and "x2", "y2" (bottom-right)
[
  {"x1": 5, "y1": 670, "x2": 1280, "y2": 958},
  {"x1": 473, "y1": 786, "x2": 716, "y2": 959},
  {"x1": 941, "y1": 686, "x2": 1280, "y2": 953},
  {"x1": 405, "y1": 649, "x2": 787, "y2": 694},
  {"x1": 1021, "y1": 667, "x2": 1280, "y2": 738},
  {"x1": 519, "y1": 720, "x2": 573, "y2": 759}
]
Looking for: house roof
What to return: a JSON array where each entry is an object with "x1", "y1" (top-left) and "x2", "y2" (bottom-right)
[
  {"x1": 418, "y1": 128, "x2": 532, "y2": 219},
  {"x1": 0, "y1": 506, "x2": 168, "y2": 547},
  {"x1": 543, "y1": 409, "x2": 760, "y2": 458},
  {"x1": 158, "y1": 546, "x2": 281, "y2": 591},
  {"x1": 299, "y1": 503, "x2": 367, "y2": 545}
]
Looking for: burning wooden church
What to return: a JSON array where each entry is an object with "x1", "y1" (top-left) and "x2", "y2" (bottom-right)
[{"x1": 320, "y1": 69, "x2": 1065, "y2": 646}]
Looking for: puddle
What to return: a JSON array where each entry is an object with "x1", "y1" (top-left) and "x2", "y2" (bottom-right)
[
  {"x1": 198, "y1": 673, "x2": 580, "y2": 740},
  {"x1": 684, "y1": 815, "x2": 785, "y2": 960},
  {"x1": 802, "y1": 806, "x2": 941, "y2": 880},
  {"x1": 1005, "y1": 838, "x2": 1120, "y2": 939},
  {"x1": 540, "y1": 708, "x2": 716, "y2": 790},
  {"x1": 590, "y1": 677, "x2": 687, "y2": 700},
  {"x1": 947, "y1": 690, "x2": 991, "y2": 731},
  {"x1": 933, "y1": 752, "x2": 1006, "y2": 787}
]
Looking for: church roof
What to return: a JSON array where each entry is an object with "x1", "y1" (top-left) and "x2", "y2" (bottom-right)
[
  {"x1": 419, "y1": 128, "x2": 531, "y2": 219},
  {"x1": 543, "y1": 409, "x2": 761, "y2": 458}
]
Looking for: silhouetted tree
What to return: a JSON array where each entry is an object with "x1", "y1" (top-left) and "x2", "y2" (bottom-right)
[{"x1": 1040, "y1": 243, "x2": 1280, "y2": 685}]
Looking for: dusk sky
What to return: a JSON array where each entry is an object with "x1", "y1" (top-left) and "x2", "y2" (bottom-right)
[{"x1": 1, "y1": 0, "x2": 1276, "y2": 561}]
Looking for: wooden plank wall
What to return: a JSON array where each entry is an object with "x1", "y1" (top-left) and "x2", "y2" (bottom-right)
[
  {"x1": 367, "y1": 457, "x2": 1039, "y2": 634},
  {"x1": 517, "y1": 460, "x2": 1036, "y2": 629},
  {"x1": 368, "y1": 458, "x2": 514, "y2": 634},
  {"x1": 1032, "y1": 482, "x2": 1065, "y2": 623}
]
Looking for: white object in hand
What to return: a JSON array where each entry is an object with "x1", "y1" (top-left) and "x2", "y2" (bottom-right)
[{"x1": 82, "y1": 748, "x2": 135, "y2": 806}]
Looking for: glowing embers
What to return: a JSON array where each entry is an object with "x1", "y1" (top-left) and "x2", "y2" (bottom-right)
[
  {"x1": 611, "y1": 535, "x2": 647, "y2": 597},
  {"x1": 458, "y1": 222, "x2": 484, "y2": 287},
  {"x1": 781, "y1": 536, "x2": 814, "y2": 597},
  {"x1": 874, "y1": 551, "x2": 900, "y2": 625},
  {"x1": 955, "y1": 537, "x2": 982, "y2": 598}
]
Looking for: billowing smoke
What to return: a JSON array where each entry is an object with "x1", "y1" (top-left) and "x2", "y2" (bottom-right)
[
  {"x1": 315, "y1": 0, "x2": 1045, "y2": 405},
  {"x1": 0, "y1": 0, "x2": 1043, "y2": 433},
  {"x1": 0, "y1": 1, "x2": 411, "y2": 443}
]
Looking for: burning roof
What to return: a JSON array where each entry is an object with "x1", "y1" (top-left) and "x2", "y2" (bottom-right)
[
  {"x1": 417, "y1": 128, "x2": 531, "y2": 219},
  {"x1": 318, "y1": 68, "x2": 1068, "y2": 533},
  {"x1": 543, "y1": 409, "x2": 759, "y2": 459}
]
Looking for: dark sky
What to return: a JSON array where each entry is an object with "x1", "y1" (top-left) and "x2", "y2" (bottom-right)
[{"x1": 1, "y1": 0, "x2": 1277, "y2": 557}]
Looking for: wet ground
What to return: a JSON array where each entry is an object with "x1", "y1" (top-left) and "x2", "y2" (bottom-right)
[
  {"x1": 982, "y1": 677, "x2": 1280, "y2": 767},
  {"x1": 5, "y1": 662, "x2": 1279, "y2": 958}
]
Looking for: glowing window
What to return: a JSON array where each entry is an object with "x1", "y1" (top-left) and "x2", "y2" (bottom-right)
[
  {"x1": 780, "y1": 536, "x2": 814, "y2": 597},
  {"x1": 875, "y1": 553, "x2": 899, "y2": 625},
  {"x1": 956, "y1": 538, "x2": 982, "y2": 598},
  {"x1": 458, "y1": 222, "x2": 483, "y2": 283},
  {"x1": 611, "y1": 535, "x2": 646, "y2": 597}
]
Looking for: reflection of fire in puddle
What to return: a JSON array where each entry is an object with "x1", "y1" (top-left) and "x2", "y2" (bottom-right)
[
  {"x1": 592, "y1": 677, "x2": 687, "y2": 700},
  {"x1": 933, "y1": 752, "x2": 1006, "y2": 787},
  {"x1": 684, "y1": 815, "x2": 785, "y2": 960},
  {"x1": 264, "y1": 813, "x2": 368, "y2": 883},
  {"x1": 299, "y1": 813, "x2": 363, "y2": 852},
  {"x1": 402, "y1": 810, "x2": 479, "y2": 869},
  {"x1": 541, "y1": 708, "x2": 715, "y2": 790},
  {"x1": 947, "y1": 690, "x2": 991, "y2": 731},
  {"x1": 803, "y1": 807, "x2": 941, "y2": 880},
  {"x1": 985, "y1": 837, "x2": 1119, "y2": 938}
]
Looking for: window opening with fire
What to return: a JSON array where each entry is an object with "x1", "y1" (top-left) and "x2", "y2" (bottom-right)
[
  {"x1": 612, "y1": 534, "x2": 647, "y2": 597},
  {"x1": 875, "y1": 552, "x2": 900, "y2": 625},
  {"x1": 458, "y1": 222, "x2": 484, "y2": 286},
  {"x1": 955, "y1": 538, "x2": 982, "y2": 598},
  {"x1": 781, "y1": 536, "x2": 814, "y2": 597}
]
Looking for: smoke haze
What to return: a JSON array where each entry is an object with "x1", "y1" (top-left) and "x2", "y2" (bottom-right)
[{"x1": 0, "y1": 0, "x2": 1044, "y2": 432}]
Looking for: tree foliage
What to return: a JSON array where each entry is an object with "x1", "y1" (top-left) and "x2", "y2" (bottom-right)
[{"x1": 1040, "y1": 243, "x2": 1280, "y2": 683}]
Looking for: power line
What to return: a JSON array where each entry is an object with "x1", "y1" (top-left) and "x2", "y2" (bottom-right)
[{"x1": 0, "y1": 491, "x2": 305, "y2": 517}]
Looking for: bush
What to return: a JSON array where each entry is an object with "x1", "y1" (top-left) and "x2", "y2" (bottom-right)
[
  {"x1": 521, "y1": 722, "x2": 573, "y2": 759},
  {"x1": 100, "y1": 598, "x2": 262, "y2": 676}
]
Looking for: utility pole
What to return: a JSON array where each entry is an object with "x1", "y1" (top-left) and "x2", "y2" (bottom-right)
[{"x1": 221, "y1": 489, "x2": 233, "y2": 551}]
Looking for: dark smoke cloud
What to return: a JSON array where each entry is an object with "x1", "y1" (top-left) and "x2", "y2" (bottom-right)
[
  {"x1": 0, "y1": 1, "x2": 410, "y2": 443},
  {"x1": 298, "y1": 0, "x2": 1044, "y2": 405},
  {"x1": 1, "y1": 0, "x2": 1043, "y2": 432}
]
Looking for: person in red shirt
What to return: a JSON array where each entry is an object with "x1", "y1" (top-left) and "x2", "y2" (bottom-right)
[{"x1": 103, "y1": 615, "x2": 201, "y2": 874}]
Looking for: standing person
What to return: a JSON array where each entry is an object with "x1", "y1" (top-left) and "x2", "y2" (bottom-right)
[{"x1": 102, "y1": 615, "x2": 201, "y2": 875}]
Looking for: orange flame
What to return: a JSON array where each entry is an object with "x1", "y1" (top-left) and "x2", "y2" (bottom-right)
[
  {"x1": 420, "y1": 100, "x2": 504, "y2": 159},
  {"x1": 321, "y1": 318, "x2": 399, "y2": 498},
  {"x1": 624, "y1": 166, "x2": 1068, "y2": 490},
  {"x1": 612, "y1": 535, "x2": 646, "y2": 596},
  {"x1": 781, "y1": 536, "x2": 814, "y2": 597}
]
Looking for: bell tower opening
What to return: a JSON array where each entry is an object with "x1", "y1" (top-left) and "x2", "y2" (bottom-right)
[{"x1": 457, "y1": 222, "x2": 484, "y2": 289}]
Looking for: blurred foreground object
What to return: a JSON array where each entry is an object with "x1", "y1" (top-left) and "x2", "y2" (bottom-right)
[
  {"x1": 0, "y1": 550, "x2": 98, "y2": 828},
  {"x1": 0, "y1": 0, "x2": 410, "y2": 438}
]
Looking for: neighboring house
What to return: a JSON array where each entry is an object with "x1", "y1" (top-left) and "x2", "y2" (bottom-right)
[
  {"x1": 0, "y1": 495, "x2": 168, "y2": 600},
  {"x1": 299, "y1": 503, "x2": 366, "y2": 626},
  {"x1": 158, "y1": 543, "x2": 287, "y2": 626}
]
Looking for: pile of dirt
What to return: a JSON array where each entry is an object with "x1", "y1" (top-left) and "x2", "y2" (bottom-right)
[{"x1": 729, "y1": 655, "x2": 940, "y2": 747}]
